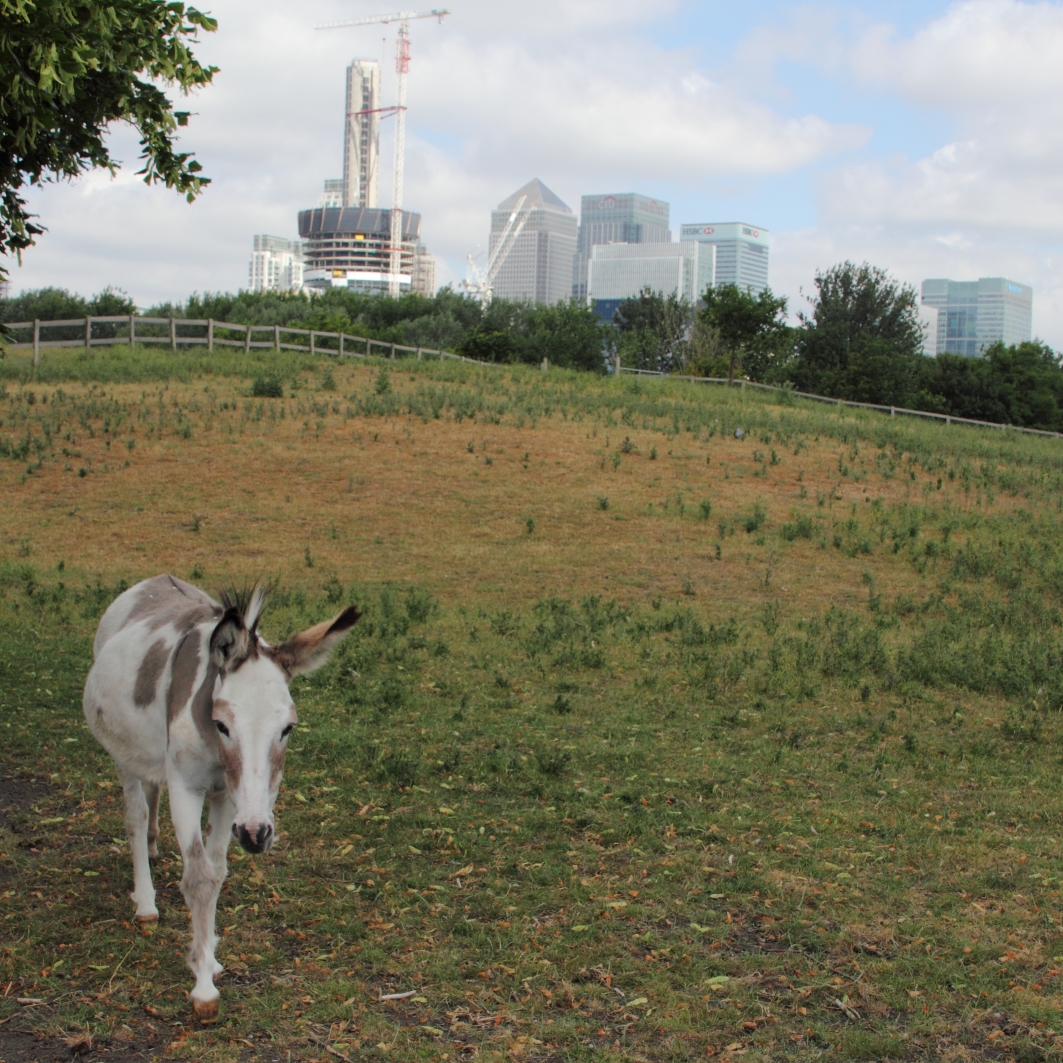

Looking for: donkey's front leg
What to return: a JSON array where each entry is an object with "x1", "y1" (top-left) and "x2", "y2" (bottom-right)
[
  {"x1": 119, "y1": 772, "x2": 158, "y2": 924},
  {"x1": 170, "y1": 781, "x2": 224, "y2": 1023},
  {"x1": 203, "y1": 788, "x2": 236, "y2": 979}
]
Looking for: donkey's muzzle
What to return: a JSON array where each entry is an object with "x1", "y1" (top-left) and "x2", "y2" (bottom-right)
[{"x1": 234, "y1": 821, "x2": 273, "y2": 854}]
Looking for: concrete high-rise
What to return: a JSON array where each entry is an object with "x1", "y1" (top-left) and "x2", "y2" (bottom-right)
[
  {"x1": 679, "y1": 222, "x2": 769, "y2": 295},
  {"x1": 920, "y1": 277, "x2": 1033, "y2": 357},
  {"x1": 298, "y1": 207, "x2": 435, "y2": 296},
  {"x1": 248, "y1": 235, "x2": 303, "y2": 293},
  {"x1": 343, "y1": 59, "x2": 381, "y2": 209},
  {"x1": 489, "y1": 179, "x2": 577, "y2": 306},
  {"x1": 573, "y1": 193, "x2": 670, "y2": 300}
]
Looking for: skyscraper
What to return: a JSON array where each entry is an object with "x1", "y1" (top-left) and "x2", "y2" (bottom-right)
[
  {"x1": 489, "y1": 179, "x2": 577, "y2": 306},
  {"x1": 573, "y1": 193, "x2": 671, "y2": 300},
  {"x1": 920, "y1": 278, "x2": 1033, "y2": 357},
  {"x1": 248, "y1": 235, "x2": 303, "y2": 293},
  {"x1": 679, "y1": 222, "x2": 770, "y2": 295},
  {"x1": 343, "y1": 59, "x2": 381, "y2": 209}
]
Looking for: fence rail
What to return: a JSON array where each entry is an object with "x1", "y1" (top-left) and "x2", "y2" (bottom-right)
[
  {"x1": 3, "y1": 315, "x2": 1059, "y2": 441},
  {"x1": 1, "y1": 315, "x2": 484, "y2": 367},
  {"x1": 618, "y1": 366, "x2": 1063, "y2": 441}
]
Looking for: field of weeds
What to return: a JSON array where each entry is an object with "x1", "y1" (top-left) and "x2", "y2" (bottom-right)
[{"x1": 2, "y1": 348, "x2": 1063, "y2": 1062}]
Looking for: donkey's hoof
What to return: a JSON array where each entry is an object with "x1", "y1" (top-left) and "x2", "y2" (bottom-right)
[
  {"x1": 135, "y1": 913, "x2": 158, "y2": 932},
  {"x1": 192, "y1": 998, "x2": 219, "y2": 1024}
]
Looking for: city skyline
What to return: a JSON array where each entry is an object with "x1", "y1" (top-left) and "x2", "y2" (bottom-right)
[{"x1": 4, "y1": 0, "x2": 1062, "y2": 348}]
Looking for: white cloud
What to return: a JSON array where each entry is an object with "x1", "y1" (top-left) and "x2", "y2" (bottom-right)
[
  {"x1": 853, "y1": 0, "x2": 1063, "y2": 106},
  {"x1": 4, "y1": 0, "x2": 865, "y2": 306},
  {"x1": 759, "y1": 1, "x2": 1063, "y2": 348}
]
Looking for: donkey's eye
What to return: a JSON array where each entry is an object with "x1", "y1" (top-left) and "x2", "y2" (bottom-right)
[
  {"x1": 281, "y1": 724, "x2": 294, "y2": 739},
  {"x1": 215, "y1": 721, "x2": 230, "y2": 738}
]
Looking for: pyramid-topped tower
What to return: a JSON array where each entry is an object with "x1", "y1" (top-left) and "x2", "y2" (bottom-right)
[{"x1": 489, "y1": 179, "x2": 577, "y2": 305}]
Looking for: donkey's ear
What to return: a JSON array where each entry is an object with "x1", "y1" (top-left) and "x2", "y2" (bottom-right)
[
  {"x1": 210, "y1": 608, "x2": 249, "y2": 672},
  {"x1": 267, "y1": 606, "x2": 361, "y2": 678}
]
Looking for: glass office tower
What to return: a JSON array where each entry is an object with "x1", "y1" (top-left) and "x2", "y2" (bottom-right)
[
  {"x1": 573, "y1": 194, "x2": 671, "y2": 300},
  {"x1": 679, "y1": 222, "x2": 770, "y2": 295},
  {"x1": 920, "y1": 278, "x2": 1033, "y2": 356}
]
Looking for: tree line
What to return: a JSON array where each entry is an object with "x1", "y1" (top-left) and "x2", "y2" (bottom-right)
[{"x1": 3, "y1": 264, "x2": 1062, "y2": 432}]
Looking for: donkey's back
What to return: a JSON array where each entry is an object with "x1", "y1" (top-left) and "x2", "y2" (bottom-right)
[{"x1": 93, "y1": 574, "x2": 220, "y2": 659}]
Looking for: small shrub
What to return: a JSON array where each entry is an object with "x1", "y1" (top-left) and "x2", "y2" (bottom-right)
[
  {"x1": 597, "y1": 496, "x2": 609, "y2": 511},
  {"x1": 781, "y1": 515, "x2": 815, "y2": 541},
  {"x1": 698, "y1": 499, "x2": 712, "y2": 520},
  {"x1": 744, "y1": 503, "x2": 767, "y2": 534},
  {"x1": 251, "y1": 375, "x2": 284, "y2": 398}
]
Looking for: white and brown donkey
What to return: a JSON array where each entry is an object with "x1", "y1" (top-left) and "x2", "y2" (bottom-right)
[{"x1": 83, "y1": 575, "x2": 359, "y2": 1022}]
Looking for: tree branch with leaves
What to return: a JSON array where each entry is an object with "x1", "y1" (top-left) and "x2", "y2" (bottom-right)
[{"x1": 0, "y1": 0, "x2": 218, "y2": 282}]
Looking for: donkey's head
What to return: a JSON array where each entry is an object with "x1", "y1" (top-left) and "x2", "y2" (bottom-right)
[{"x1": 208, "y1": 589, "x2": 360, "y2": 855}]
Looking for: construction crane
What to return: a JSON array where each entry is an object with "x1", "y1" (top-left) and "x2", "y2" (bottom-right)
[
  {"x1": 463, "y1": 195, "x2": 532, "y2": 306},
  {"x1": 317, "y1": 8, "x2": 450, "y2": 297}
]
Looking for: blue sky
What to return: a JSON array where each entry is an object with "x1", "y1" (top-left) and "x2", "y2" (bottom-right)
[{"x1": 9, "y1": 0, "x2": 1063, "y2": 346}]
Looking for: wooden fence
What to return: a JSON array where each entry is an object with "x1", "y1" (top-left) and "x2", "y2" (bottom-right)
[
  {"x1": 1, "y1": 315, "x2": 482, "y2": 367},
  {"x1": 3, "y1": 315, "x2": 1059, "y2": 441},
  {"x1": 618, "y1": 366, "x2": 1063, "y2": 441}
]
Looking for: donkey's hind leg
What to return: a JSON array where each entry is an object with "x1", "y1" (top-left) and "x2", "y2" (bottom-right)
[
  {"x1": 145, "y1": 782, "x2": 161, "y2": 859},
  {"x1": 120, "y1": 772, "x2": 158, "y2": 924}
]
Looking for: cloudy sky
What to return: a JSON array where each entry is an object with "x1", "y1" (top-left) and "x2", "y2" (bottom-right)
[{"x1": 7, "y1": 0, "x2": 1063, "y2": 345}]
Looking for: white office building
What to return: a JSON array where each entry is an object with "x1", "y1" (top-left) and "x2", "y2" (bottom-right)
[
  {"x1": 587, "y1": 241, "x2": 714, "y2": 305},
  {"x1": 679, "y1": 222, "x2": 769, "y2": 294},
  {"x1": 489, "y1": 179, "x2": 578, "y2": 305},
  {"x1": 573, "y1": 193, "x2": 671, "y2": 300},
  {"x1": 248, "y1": 235, "x2": 303, "y2": 293},
  {"x1": 920, "y1": 277, "x2": 1033, "y2": 357},
  {"x1": 343, "y1": 59, "x2": 381, "y2": 209}
]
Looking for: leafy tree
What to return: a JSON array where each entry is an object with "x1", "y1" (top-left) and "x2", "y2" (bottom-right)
[
  {"x1": 459, "y1": 328, "x2": 518, "y2": 363},
  {"x1": 790, "y1": 262, "x2": 924, "y2": 405},
  {"x1": 522, "y1": 300, "x2": 607, "y2": 372},
  {"x1": 0, "y1": 0, "x2": 218, "y2": 282},
  {"x1": 919, "y1": 341, "x2": 1063, "y2": 431},
  {"x1": 612, "y1": 289, "x2": 691, "y2": 373},
  {"x1": 0, "y1": 285, "x2": 134, "y2": 322},
  {"x1": 698, "y1": 283, "x2": 789, "y2": 384}
]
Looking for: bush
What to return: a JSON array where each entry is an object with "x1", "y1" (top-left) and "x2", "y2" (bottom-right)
[{"x1": 251, "y1": 375, "x2": 284, "y2": 398}]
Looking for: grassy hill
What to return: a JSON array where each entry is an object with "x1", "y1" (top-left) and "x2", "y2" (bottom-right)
[{"x1": 2, "y1": 348, "x2": 1063, "y2": 1061}]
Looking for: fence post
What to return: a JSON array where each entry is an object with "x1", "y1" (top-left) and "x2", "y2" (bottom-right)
[
  {"x1": 244, "y1": 325, "x2": 251, "y2": 354},
  {"x1": 416, "y1": 346, "x2": 421, "y2": 360},
  {"x1": 390, "y1": 342, "x2": 395, "y2": 360},
  {"x1": 32, "y1": 319, "x2": 39, "y2": 366},
  {"x1": 890, "y1": 406, "x2": 895, "y2": 418},
  {"x1": 207, "y1": 319, "x2": 214, "y2": 352},
  {"x1": 85, "y1": 316, "x2": 92, "y2": 350},
  {"x1": 310, "y1": 331, "x2": 315, "y2": 356},
  {"x1": 170, "y1": 317, "x2": 176, "y2": 351},
  {"x1": 340, "y1": 334, "x2": 345, "y2": 356},
  {"x1": 946, "y1": 415, "x2": 951, "y2": 426},
  {"x1": 129, "y1": 314, "x2": 135, "y2": 350},
  {"x1": 741, "y1": 380, "x2": 746, "y2": 393},
  {"x1": 274, "y1": 324, "x2": 280, "y2": 351}
]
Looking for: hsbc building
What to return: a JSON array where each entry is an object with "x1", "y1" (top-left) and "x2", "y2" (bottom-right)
[{"x1": 679, "y1": 222, "x2": 770, "y2": 295}]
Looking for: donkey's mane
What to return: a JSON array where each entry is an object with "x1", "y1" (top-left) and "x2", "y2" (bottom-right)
[{"x1": 219, "y1": 582, "x2": 268, "y2": 635}]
